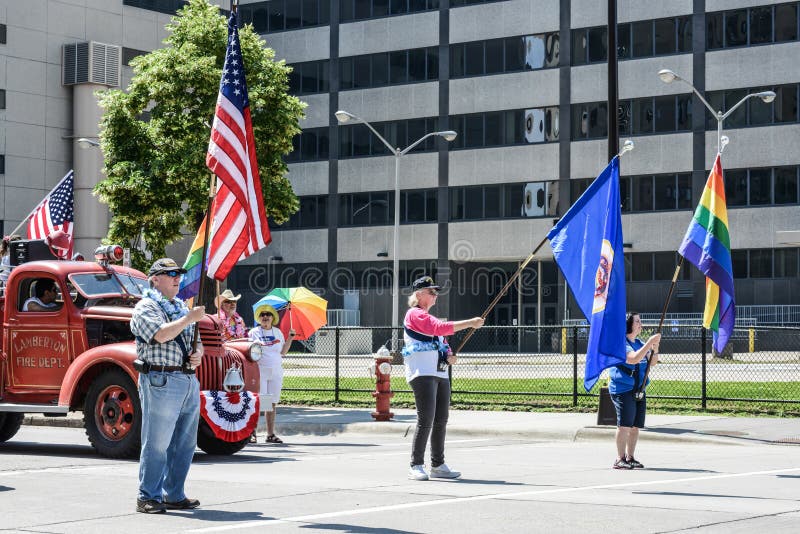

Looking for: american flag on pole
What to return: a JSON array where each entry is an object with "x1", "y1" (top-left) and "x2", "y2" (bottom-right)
[
  {"x1": 205, "y1": 9, "x2": 270, "y2": 280},
  {"x1": 27, "y1": 170, "x2": 74, "y2": 255}
]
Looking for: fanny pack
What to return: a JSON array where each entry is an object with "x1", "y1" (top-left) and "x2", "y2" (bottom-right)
[{"x1": 404, "y1": 327, "x2": 449, "y2": 370}]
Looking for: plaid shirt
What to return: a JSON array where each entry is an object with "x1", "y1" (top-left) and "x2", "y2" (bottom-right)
[{"x1": 130, "y1": 297, "x2": 200, "y2": 367}]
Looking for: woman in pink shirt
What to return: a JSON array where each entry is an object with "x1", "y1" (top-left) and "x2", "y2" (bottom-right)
[{"x1": 403, "y1": 276, "x2": 484, "y2": 481}]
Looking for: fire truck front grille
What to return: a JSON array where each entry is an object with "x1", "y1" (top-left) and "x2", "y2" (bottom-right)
[{"x1": 197, "y1": 350, "x2": 246, "y2": 391}]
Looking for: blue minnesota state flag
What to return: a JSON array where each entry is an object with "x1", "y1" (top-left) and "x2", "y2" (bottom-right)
[{"x1": 547, "y1": 156, "x2": 627, "y2": 391}]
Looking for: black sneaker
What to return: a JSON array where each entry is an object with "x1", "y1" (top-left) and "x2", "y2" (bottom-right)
[
  {"x1": 164, "y1": 498, "x2": 200, "y2": 510},
  {"x1": 627, "y1": 457, "x2": 644, "y2": 469},
  {"x1": 136, "y1": 499, "x2": 166, "y2": 514},
  {"x1": 613, "y1": 458, "x2": 633, "y2": 470}
]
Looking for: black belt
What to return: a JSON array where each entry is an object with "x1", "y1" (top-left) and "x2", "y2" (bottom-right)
[
  {"x1": 153, "y1": 365, "x2": 194, "y2": 374},
  {"x1": 615, "y1": 364, "x2": 637, "y2": 378}
]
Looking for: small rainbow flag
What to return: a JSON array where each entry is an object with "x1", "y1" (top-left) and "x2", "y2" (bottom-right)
[
  {"x1": 678, "y1": 154, "x2": 735, "y2": 353},
  {"x1": 177, "y1": 215, "x2": 208, "y2": 306}
]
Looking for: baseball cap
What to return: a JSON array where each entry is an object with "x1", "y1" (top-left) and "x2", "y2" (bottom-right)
[
  {"x1": 148, "y1": 257, "x2": 187, "y2": 276},
  {"x1": 411, "y1": 276, "x2": 440, "y2": 292}
]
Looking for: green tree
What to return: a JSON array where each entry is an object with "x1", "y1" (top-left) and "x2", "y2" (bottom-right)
[{"x1": 95, "y1": 0, "x2": 304, "y2": 269}]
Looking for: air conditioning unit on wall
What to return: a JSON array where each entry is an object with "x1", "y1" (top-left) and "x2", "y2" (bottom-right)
[
  {"x1": 524, "y1": 108, "x2": 545, "y2": 143},
  {"x1": 522, "y1": 182, "x2": 547, "y2": 217},
  {"x1": 62, "y1": 42, "x2": 121, "y2": 87}
]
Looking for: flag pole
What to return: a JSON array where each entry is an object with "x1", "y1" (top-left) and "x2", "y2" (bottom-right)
[
  {"x1": 636, "y1": 256, "x2": 684, "y2": 395},
  {"x1": 454, "y1": 234, "x2": 549, "y2": 355},
  {"x1": 190, "y1": 172, "x2": 217, "y2": 354}
]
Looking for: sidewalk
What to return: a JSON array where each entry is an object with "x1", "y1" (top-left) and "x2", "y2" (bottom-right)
[{"x1": 23, "y1": 406, "x2": 800, "y2": 446}]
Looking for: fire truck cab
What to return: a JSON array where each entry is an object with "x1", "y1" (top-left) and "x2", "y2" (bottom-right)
[{"x1": 0, "y1": 250, "x2": 260, "y2": 458}]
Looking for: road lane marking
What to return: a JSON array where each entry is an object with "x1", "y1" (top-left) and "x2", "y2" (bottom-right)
[{"x1": 187, "y1": 466, "x2": 800, "y2": 532}]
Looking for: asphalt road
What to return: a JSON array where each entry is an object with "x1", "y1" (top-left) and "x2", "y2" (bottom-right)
[{"x1": 2, "y1": 426, "x2": 800, "y2": 533}]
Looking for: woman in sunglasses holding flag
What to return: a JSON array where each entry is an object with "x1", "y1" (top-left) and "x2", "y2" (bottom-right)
[{"x1": 403, "y1": 276, "x2": 485, "y2": 481}]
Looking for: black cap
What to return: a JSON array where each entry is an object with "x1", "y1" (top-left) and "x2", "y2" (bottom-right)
[
  {"x1": 148, "y1": 257, "x2": 187, "y2": 276},
  {"x1": 411, "y1": 276, "x2": 440, "y2": 292}
]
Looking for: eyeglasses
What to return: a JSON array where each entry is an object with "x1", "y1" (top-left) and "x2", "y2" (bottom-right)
[{"x1": 160, "y1": 270, "x2": 182, "y2": 278}]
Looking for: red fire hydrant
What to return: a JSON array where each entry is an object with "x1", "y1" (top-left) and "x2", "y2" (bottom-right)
[{"x1": 371, "y1": 346, "x2": 394, "y2": 421}]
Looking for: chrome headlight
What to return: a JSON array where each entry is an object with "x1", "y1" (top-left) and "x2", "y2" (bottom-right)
[{"x1": 248, "y1": 342, "x2": 264, "y2": 362}]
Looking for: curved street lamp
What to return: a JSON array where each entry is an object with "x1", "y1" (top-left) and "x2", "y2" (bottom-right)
[
  {"x1": 657, "y1": 69, "x2": 775, "y2": 155},
  {"x1": 335, "y1": 110, "x2": 457, "y2": 353}
]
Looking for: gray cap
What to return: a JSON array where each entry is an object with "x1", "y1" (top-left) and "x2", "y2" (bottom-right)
[{"x1": 148, "y1": 257, "x2": 187, "y2": 276}]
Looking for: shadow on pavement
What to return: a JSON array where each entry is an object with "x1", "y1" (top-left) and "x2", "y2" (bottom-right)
[
  {"x1": 299, "y1": 523, "x2": 422, "y2": 533},
  {"x1": 169, "y1": 509, "x2": 269, "y2": 522},
  {"x1": 449, "y1": 479, "x2": 529, "y2": 486},
  {"x1": 641, "y1": 468, "x2": 717, "y2": 473},
  {"x1": 195, "y1": 453, "x2": 296, "y2": 465},
  {"x1": 0, "y1": 485, "x2": 14, "y2": 492},
  {"x1": 0, "y1": 441, "x2": 125, "y2": 461},
  {"x1": 633, "y1": 491, "x2": 770, "y2": 500}
]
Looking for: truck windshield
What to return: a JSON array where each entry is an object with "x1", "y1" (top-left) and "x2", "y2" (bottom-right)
[{"x1": 69, "y1": 273, "x2": 147, "y2": 298}]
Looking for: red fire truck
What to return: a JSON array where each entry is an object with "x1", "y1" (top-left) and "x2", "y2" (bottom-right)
[{"x1": 0, "y1": 245, "x2": 261, "y2": 458}]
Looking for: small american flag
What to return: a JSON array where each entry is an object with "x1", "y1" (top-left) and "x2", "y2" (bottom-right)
[
  {"x1": 27, "y1": 170, "x2": 74, "y2": 255},
  {"x1": 205, "y1": 9, "x2": 270, "y2": 280}
]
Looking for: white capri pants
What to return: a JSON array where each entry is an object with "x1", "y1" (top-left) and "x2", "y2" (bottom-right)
[{"x1": 258, "y1": 364, "x2": 284, "y2": 410}]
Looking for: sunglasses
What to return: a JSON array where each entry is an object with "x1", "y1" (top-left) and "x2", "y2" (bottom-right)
[
  {"x1": 223, "y1": 300, "x2": 236, "y2": 305},
  {"x1": 159, "y1": 270, "x2": 182, "y2": 278},
  {"x1": 259, "y1": 312, "x2": 273, "y2": 318},
  {"x1": 426, "y1": 289, "x2": 439, "y2": 296}
]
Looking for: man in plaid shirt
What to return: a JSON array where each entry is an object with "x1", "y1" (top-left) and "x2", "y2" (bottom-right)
[{"x1": 130, "y1": 258, "x2": 205, "y2": 514}]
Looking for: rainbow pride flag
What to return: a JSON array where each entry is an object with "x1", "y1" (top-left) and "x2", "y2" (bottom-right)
[
  {"x1": 678, "y1": 154, "x2": 735, "y2": 353},
  {"x1": 177, "y1": 215, "x2": 208, "y2": 305}
]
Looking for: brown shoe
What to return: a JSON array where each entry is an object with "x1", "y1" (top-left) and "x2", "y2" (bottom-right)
[
  {"x1": 136, "y1": 499, "x2": 166, "y2": 514},
  {"x1": 164, "y1": 498, "x2": 200, "y2": 510}
]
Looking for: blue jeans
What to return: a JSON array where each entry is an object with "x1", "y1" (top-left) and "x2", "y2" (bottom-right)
[{"x1": 138, "y1": 371, "x2": 200, "y2": 502}]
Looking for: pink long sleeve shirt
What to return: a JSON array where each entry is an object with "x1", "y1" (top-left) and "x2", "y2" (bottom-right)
[{"x1": 402, "y1": 307, "x2": 455, "y2": 382}]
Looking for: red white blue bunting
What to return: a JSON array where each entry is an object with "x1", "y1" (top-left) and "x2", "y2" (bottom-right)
[{"x1": 199, "y1": 390, "x2": 259, "y2": 442}]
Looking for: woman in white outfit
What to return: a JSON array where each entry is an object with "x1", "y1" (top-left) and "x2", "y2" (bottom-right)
[{"x1": 248, "y1": 304, "x2": 295, "y2": 443}]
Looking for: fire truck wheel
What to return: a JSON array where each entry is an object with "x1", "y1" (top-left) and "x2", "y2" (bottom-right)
[
  {"x1": 84, "y1": 369, "x2": 141, "y2": 459},
  {"x1": 196, "y1": 418, "x2": 249, "y2": 455},
  {"x1": 0, "y1": 413, "x2": 24, "y2": 442}
]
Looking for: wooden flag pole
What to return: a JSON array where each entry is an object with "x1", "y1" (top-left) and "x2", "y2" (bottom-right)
[
  {"x1": 636, "y1": 256, "x2": 684, "y2": 395},
  {"x1": 454, "y1": 234, "x2": 549, "y2": 355},
  {"x1": 190, "y1": 172, "x2": 217, "y2": 354}
]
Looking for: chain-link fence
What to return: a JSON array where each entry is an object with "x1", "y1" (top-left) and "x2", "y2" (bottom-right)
[{"x1": 281, "y1": 325, "x2": 800, "y2": 414}]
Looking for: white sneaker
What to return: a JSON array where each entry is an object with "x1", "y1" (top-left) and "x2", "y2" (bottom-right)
[
  {"x1": 430, "y1": 463, "x2": 461, "y2": 479},
  {"x1": 408, "y1": 464, "x2": 429, "y2": 481}
]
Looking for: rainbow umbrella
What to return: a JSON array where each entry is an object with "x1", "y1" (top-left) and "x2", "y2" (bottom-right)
[{"x1": 252, "y1": 287, "x2": 327, "y2": 341}]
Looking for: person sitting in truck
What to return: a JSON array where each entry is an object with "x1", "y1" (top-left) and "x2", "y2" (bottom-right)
[{"x1": 22, "y1": 279, "x2": 62, "y2": 312}]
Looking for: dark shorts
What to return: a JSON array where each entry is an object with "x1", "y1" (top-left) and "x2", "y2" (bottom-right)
[{"x1": 610, "y1": 391, "x2": 646, "y2": 428}]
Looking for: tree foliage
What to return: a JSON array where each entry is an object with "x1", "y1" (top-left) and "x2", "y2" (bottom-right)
[{"x1": 95, "y1": 0, "x2": 304, "y2": 269}]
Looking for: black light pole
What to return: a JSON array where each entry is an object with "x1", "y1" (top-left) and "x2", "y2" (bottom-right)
[{"x1": 607, "y1": 0, "x2": 619, "y2": 160}]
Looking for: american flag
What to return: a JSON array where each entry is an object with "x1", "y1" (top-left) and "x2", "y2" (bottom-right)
[
  {"x1": 27, "y1": 170, "x2": 74, "y2": 256},
  {"x1": 205, "y1": 9, "x2": 270, "y2": 280}
]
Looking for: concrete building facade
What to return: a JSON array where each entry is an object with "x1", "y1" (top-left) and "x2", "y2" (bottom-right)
[{"x1": 2, "y1": 0, "x2": 798, "y2": 328}]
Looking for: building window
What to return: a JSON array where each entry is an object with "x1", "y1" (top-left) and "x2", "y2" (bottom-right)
[
  {"x1": 706, "y1": 84, "x2": 799, "y2": 129},
  {"x1": 339, "y1": 47, "x2": 437, "y2": 91},
  {"x1": 573, "y1": 95, "x2": 692, "y2": 140},
  {"x1": 573, "y1": 15, "x2": 692, "y2": 65},
  {"x1": 0, "y1": 24, "x2": 6, "y2": 45},
  {"x1": 288, "y1": 60, "x2": 329, "y2": 95},
  {"x1": 286, "y1": 127, "x2": 329, "y2": 163},
  {"x1": 0, "y1": 89, "x2": 5, "y2": 110},
  {"x1": 123, "y1": 0, "x2": 189, "y2": 16},
  {"x1": 571, "y1": 173, "x2": 691, "y2": 212},
  {"x1": 122, "y1": 47, "x2": 148, "y2": 66},
  {"x1": 271, "y1": 195, "x2": 328, "y2": 229},
  {"x1": 450, "y1": 32, "x2": 559, "y2": 78},
  {"x1": 340, "y1": 0, "x2": 444, "y2": 22},
  {"x1": 238, "y1": 0, "x2": 330, "y2": 33},
  {"x1": 707, "y1": 2, "x2": 800, "y2": 49},
  {"x1": 449, "y1": 181, "x2": 556, "y2": 221},
  {"x1": 451, "y1": 107, "x2": 559, "y2": 149},
  {"x1": 721, "y1": 166, "x2": 800, "y2": 207},
  {"x1": 339, "y1": 117, "x2": 440, "y2": 158},
  {"x1": 0, "y1": 155, "x2": 4, "y2": 174},
  {"x1": 338, "y1": 189, "x2": 437, "y2": 226}
]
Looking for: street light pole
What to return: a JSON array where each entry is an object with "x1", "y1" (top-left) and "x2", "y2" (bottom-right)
[
  {"x1": 657, "y1": 69, "x2": 775, "y2": 155},
  {"x1": 335, "y1": 110, "x2": 456, "y2": 353}
]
